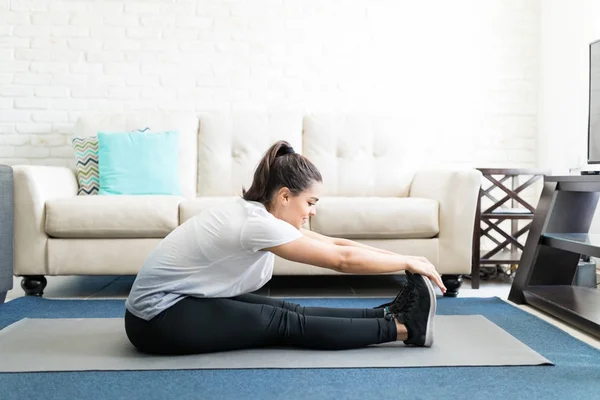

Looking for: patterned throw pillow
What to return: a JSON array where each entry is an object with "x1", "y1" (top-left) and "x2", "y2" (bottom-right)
[{"x1": 72, "y1": 136, "x2": 100, "y2": 195}]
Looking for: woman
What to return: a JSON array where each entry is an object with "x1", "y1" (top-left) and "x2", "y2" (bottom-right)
[{"x1": 124, "y1": 140, "x2": 447, "y2": 355}]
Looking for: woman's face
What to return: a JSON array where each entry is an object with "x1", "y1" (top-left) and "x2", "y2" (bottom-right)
[{"x1": 270, "y1": 181, "x2": 322, "y2": 229}]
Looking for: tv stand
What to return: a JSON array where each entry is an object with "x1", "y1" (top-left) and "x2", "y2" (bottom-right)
[
  {"x1": 508, "y1": 175, "x2": 600, "y2": 339},
  {"x1": 579, "y1": 163, "x2": 600, "y2": 175},
  {"x1": 580, "y1": 170, "x2": 600, "y2": 175}
]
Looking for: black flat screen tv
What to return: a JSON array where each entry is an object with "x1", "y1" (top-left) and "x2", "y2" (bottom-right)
[{"x1": 587, "y1": 39, "x2": 600, "y2": 164}]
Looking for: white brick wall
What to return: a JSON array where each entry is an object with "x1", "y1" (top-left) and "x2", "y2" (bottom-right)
[{"x1": 0, "y1": 0, "x2": 539, "y2": 168}]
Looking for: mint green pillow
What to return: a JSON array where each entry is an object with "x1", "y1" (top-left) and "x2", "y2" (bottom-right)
[{"x1": 97, "y1": 131, "x2": 181, "y2": 196}]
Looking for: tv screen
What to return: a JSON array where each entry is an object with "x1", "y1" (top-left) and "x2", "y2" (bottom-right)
[{"x1": 588, "y1": 39, "x2": 600, "y2": 163}]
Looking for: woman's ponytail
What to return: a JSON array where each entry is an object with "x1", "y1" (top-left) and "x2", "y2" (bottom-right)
[
  {"x1": 242, "y1": 141, "x2": 292, "y2": 204},
  {"x1": 242, "y1": 140, "x2": 321, "y2": 206}
]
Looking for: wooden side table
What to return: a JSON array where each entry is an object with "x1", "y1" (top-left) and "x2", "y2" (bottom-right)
[{"x1": 470, "y1": 168, "x2": 550, "y2": 289}]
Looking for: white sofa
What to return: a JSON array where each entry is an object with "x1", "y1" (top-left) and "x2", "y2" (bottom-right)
[{"x1": 11, "y1": 112, "x2": 482, "y2": 297}]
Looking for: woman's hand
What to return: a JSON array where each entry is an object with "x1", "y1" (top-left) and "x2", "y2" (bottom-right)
[{"x1": 406, "y1": 256, "x2": 447, "y2": 294}]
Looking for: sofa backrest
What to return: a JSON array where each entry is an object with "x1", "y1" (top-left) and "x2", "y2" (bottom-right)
[
  {"x1": 196, "y1": 112, "x2": 303, "y2": 196},
  {"x1": 303, "y1": 114, "x2": 418, "y2": 197},
  {"x1": 74, "y1": 112, "x2": 199, "y2": 198},
  {"x1": 74, "y1": 112, "x2": 423, "y2": 199}
]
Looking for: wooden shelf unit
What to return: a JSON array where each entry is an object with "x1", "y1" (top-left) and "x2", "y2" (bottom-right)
[
  {"x1": 471, "y1": 168, "x2": 549, "y2": 289},
  {"x1": 509, "y1": 175, "x2": 600, "y2": 339}
]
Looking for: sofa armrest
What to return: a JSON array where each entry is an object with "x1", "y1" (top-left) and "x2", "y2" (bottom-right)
[
  {"x1": 13, "y1": 166, "x2": 78, "y2": 276},
  {"x1": 409, "y1": 168, "x2": 482, "y2": 274},
  {"x1": 0, "y1": 165, "x2": 14, "y2": 296}
]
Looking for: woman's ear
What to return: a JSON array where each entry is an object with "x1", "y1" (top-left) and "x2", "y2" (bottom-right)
[
  {"x1": 276, "y1": 187, "x2": 290, "y2": 204},
  {"x1": 279, "y1": 187, "x2": 292, "y2": 203}
]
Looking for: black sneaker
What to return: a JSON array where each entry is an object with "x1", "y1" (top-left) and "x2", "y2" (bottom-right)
[
  {"x1": 373, "y1": 281, "x2": 415, "y2": 315},
  {"x1": 395, "y1": 271, "x2": 436, "y2": 347}
]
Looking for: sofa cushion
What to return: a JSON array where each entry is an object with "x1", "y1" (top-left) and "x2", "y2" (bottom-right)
[
  {"x1": 74, "y1": 112, "x2": 199, "y2": 199},
  {"x1": 48, "y1": 238, "x2": 162, "y2": 275},
  {"x1": 310, "y1": 197, "x2": 439, "y2": 239},
  {"x1": 302, "y1": 114, "x2": 432, "y2": 197},
  {"x1": 180, "y1": 197, "x2": 310, "y2": 230},
  {"x1": 196, "y1": 112, "x2": 303, "y2": 196},
  {"x1": 45, "y1": 196, "x2": 183, "y2": 238}
]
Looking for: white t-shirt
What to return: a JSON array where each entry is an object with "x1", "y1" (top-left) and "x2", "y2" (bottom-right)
[{"x1": 125, "y1": 197, "x2": 303, "y2": 321}]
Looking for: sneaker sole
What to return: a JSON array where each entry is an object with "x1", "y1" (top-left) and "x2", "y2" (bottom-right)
[{"x1": 407, "y1": 272, "x2": 437, "y2": 347}]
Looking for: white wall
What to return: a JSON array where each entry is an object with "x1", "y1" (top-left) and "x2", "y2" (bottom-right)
[
  {"x1": 0, "y1": 0, "x2": 539, "y2": 169},
  {"x1": 537, "y1": 0, "x2": 600, "y2": 175},
  {"x1": 537, "y1": 0, "x2": 600, "y2": 237}
]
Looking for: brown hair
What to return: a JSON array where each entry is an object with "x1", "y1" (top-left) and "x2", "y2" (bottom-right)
[{"x1": 242, "y1": 140, "x2": 322, "y2": 206}]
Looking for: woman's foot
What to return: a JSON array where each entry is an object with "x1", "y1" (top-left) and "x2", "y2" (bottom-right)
[
  {"x1": 373, "y1": 280, "x2": 415, "y2": 314},
  {"x1": 394, "y1": 272, "x2": 437, "y2": 347}
]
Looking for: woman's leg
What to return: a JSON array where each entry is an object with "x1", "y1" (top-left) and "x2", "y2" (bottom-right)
[
  {"x1": 232, "y1": 293, "x2": 385, "y2": 318},
  {"x1": 124, "y1": 295, "x2": 398, "y2": 355}
]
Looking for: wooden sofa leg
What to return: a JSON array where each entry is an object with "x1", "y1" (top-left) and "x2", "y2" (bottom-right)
[
  {"x1": 0, "y1": 291, "x2": 6, "y2": 304},
  {"x1": 21, "y1": 275, "x2": 47, "y2": 297},
  {"x1": 441, "y1": 274, "x2": 462, "y2": 297}
]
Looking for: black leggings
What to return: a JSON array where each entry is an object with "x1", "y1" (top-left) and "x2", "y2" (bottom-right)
[{"x1": 125, "y1": 293, "x2": 398, "y2": 355}]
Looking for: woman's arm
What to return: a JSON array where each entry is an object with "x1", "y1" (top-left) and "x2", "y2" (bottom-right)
[
  {"x1": 300, "y1": 228, "x2": 396, "y2": 256},
  {"x1": 266, "y1": 236, "x2": 410, "y2": 274},
  {"x1": 300, "y1": 228, "x2": 336, "y2": 244},
  {"x1": 269, "y1": 235, "x2": 446, "y2": 293},
  {"x1": 334, "y1": 238, "x2": 397, "y2": 256}
]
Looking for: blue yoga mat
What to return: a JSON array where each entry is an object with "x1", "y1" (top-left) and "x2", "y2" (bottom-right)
[{"x1": 0, "y1": 296, "x2": 599, "y2": 400}]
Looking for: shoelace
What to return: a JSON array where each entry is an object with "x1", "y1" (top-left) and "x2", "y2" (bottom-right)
[
  {"x1": 387, "y1": 282, "x2": 416, "y2": 314},
  {"x1": 392, "y1": 290, "x2": 418, "y2": 320}
]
